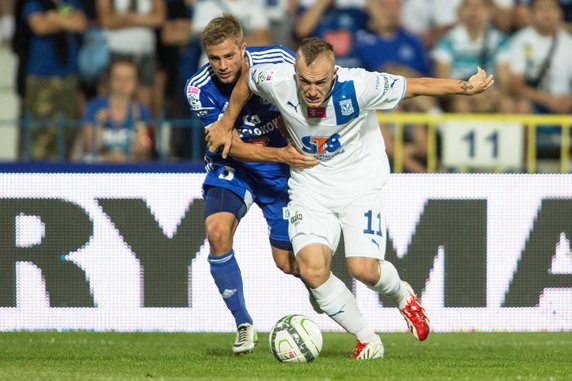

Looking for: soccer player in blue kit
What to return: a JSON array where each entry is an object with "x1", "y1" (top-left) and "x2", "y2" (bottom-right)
[{"x1": 185, "y1": 15, "x2": 317, "y2": 354}]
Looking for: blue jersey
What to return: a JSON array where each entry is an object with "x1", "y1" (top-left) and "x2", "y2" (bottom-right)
[
  {"x1": 23, "y1": 0, "x2": 83, "y2": 76},
  {"x1": 185, "y1": 46, "x2": 295, "y2": 246},
  {"x1": 84, "y1": 97, "x2": 151, "y2": 155},
  {"x1": 355, "y1": 29, "x2": 431, "y2": 76},
  {"x1": 185, "y1": 45, "x2": 295, "y2": 176}
]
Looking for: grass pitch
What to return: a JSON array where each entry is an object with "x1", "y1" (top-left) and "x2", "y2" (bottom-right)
[{"x1": 0, "y1": 331, "x2": 569, "y2": 380}]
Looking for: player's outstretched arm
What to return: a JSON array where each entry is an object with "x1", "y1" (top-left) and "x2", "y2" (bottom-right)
[
  {"x1": 205, "y1": 60, "x2": 252, "y2": 158},
  {"x1": 404, "y1": 67, "x2": 494, "y2": 99},
  {"x1": 229, "y1": 130, "x2": 318, "y2": 169}
]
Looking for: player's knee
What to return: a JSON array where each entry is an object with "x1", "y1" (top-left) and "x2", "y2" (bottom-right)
[
  {"x1": 296, "y1": 247, "x2": 331, "y2": 287},
  {"x1": 298, "y1": 263, "x2": 328, "y2": 287},
  {"x1": 205, "y1": 221, "x2": 233, "y2": 251}
]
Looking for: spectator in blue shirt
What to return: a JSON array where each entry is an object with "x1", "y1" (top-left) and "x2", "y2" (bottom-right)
[
  {"x1": 21, "y1": 0, "x2": 86, "y2": 160},
  {"x1": 83, "y1": 59, "x2": 152, "y2": 162},
  {"x1": 356, "y1": 0, "x2": 431, "y2": 75},
  {"x1": 293, "y1": 0, "x2": 369, "y2": 68}
]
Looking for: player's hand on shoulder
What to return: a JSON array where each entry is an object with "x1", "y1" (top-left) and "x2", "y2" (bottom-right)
[
  {"x1": 205, "y1": 119, "x2": 234, "y2": 158},
  {"x1": 463, "y1": 67, "x2": 494, "y2": 95},
  {"x1": 281, "y1": 143, "x2": 318, "y2": 169}
]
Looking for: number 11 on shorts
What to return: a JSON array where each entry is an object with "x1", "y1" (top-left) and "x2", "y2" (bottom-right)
[{"x1": 363, "y1": 210, "x2": 382, "y2": 237}]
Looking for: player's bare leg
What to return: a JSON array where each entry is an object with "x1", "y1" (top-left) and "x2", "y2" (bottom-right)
[
  {"x1": 205, "y1": 212, "x2": 238, "y2": 255},
  {"x1": 296, "y1": 244, "x2": 383, "y2": 359},
  {"x1": 272, "y1": 247, "x2": 322, "y2": 313},
  {"x1": 347, "y1": 257, "x2": 430, "y2": 341},
  {"x1": 271, "y1": 247, "x2": 297, "y2": 275}
]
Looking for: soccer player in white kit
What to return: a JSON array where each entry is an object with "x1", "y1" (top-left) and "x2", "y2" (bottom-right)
[{"x1": 207, "y1": 38, "x2": 494, "y2": 359}]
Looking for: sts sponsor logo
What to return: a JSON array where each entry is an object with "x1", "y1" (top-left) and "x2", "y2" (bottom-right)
[{"x1": 301, "y1": 133, "x2": 343, "y2": 160}]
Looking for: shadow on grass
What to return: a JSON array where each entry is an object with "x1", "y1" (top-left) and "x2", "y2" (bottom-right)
[{"x1": 205, "y1": 348, "x2": 240, "y2": 357}]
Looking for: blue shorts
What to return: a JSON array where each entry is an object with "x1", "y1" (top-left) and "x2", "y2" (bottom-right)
[{"x1": 203, "y1": 161, "x2": 291, "y2": 250}]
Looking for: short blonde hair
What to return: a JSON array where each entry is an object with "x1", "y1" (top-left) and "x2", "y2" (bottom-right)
[{"x1": 201, "y1": 14, "x2": 244, "y2": 49}]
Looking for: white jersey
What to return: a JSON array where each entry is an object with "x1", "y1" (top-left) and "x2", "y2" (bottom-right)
[
  {"x1": 192, "y1": 0, "x2": 269, "y2": 35},
  {"x1": 247, "y1": 63, "x2": 406, "y2": 201},
  {"x1": 431, "y1": 24, "x2": 510, "y2": 80},
  {"x1": 509, "y1": 27, "x2": 572, "y2": 95},
  {"x1": 106, "y1": 0, "x2": 156, "y2": 55}
]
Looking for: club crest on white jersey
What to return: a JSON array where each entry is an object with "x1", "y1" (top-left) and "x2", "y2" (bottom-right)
[{"x1": 339, "y1": 98, "x2": 354, "y2": 116}]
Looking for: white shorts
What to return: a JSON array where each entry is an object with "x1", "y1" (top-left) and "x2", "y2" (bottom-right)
[{"x1": 288, "y1": 191, "x2": 386, "y2": 259}]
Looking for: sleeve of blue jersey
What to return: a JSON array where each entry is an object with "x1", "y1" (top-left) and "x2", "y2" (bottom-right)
[
  {"x1": 184, "y1": 74, "x2": 222, "y2": 128},
  {"x1": 246, "y1": 45, "x2": 296, "y2": 65}
]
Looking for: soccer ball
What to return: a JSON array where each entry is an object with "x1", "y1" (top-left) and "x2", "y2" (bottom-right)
[{"x1": 269, "y1": 314, "x2": 323, "y2": 363}]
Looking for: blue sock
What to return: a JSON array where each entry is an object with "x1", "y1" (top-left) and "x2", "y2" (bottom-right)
[{"x1": 208, "y1": 250, "x2": 253, "y2": 326}]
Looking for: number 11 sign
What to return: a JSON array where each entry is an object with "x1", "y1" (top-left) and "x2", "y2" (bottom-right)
[{"x1": 440, "y1": 121, "x2": 524, "y2": 170}]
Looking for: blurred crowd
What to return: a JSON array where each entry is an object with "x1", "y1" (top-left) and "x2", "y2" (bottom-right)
[{"x1": 0, "y1": 0, "x2": 570, "y2": 170}]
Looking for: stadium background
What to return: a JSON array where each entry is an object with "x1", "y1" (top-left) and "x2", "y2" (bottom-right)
[
  {"x1": 0, "y1": 0, "x2": 570, "y2": 336},
  {"x1": 0, "y1": 168, "x2": 570, "y2": 333}
]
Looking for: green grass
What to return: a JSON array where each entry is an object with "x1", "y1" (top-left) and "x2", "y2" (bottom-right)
[{"x1": 0, "y1": 332, "x2": 569, "y2": 380}]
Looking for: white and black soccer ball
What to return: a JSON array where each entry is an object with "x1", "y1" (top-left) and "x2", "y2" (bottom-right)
[{"x1": 269, "y1": 314, "x2": 323, "y2": 363}]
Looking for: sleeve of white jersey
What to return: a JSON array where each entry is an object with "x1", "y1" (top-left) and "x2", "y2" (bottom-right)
[
  {"x1": 247, "y1": 63, "x2": 281, "y2": 105},
  {"x1": 358, "y1": 69, "x2": 406, "y2": 111}
]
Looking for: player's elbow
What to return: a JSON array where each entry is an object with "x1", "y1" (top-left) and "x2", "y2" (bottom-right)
[
  {"x1": 403, "y1": 79, "x2": 416, "y2": 99},
  {"x1": 404, "y1": 78, "x2": 429, "y2": 99}
]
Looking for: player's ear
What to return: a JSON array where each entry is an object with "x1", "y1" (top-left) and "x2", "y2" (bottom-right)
[
  {"x1": 333, "y1": 66, "x2": 339, "y2": 75},
  {"x1": 240, "y1": 43, "x2": 247, "y2": 55}
]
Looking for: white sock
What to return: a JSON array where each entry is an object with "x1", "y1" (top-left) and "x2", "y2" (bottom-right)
[
  {"x1": 311, "y1": 272, "x2": 380, "y2": 344},
  {"x1": 368, "y1": 260, "x2": 409, "y2": 309}
]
